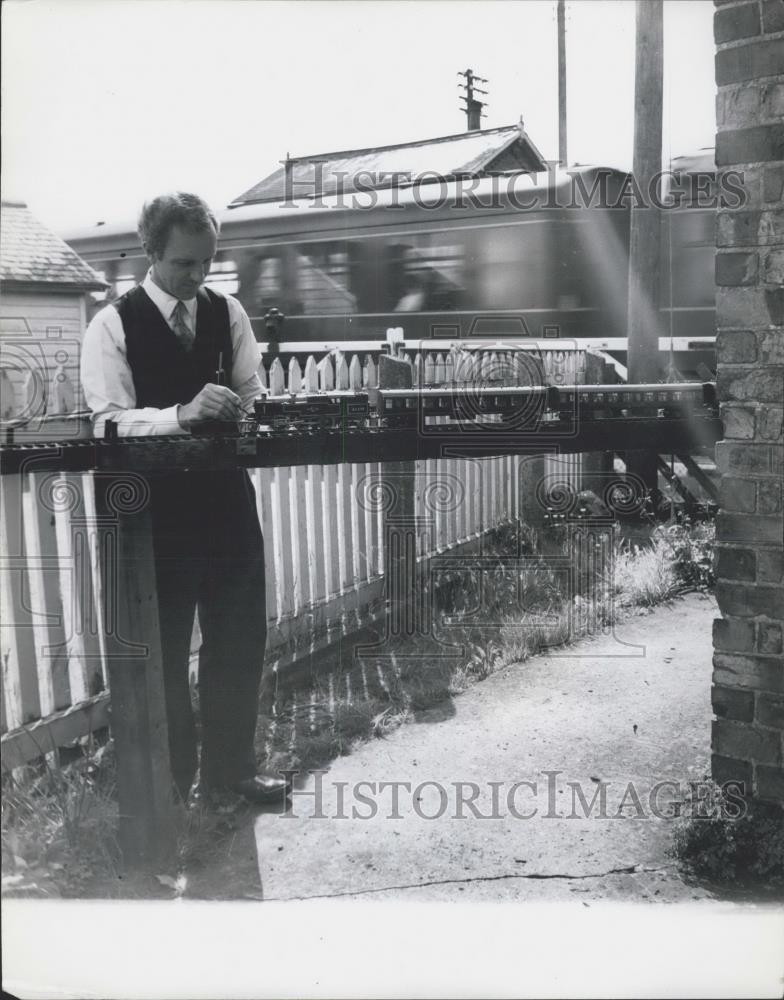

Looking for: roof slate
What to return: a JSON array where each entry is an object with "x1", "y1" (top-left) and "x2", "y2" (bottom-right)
[
  {"x1": 231, "y1": 124, "x2": 546, "y2": 206},
  {"x1": 1, "y1": 201, "x2": 107, "y2": 289}
]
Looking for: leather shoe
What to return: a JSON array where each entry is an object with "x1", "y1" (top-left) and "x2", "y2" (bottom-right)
[{"x1": 229, "y1": 773, "x2": 291, "y2": 804}]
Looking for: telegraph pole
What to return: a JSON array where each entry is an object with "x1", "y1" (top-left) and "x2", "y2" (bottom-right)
[
  {"x1": 458, "y1": 69, "x2": 488, "y2": 131},
  {"x1": 626, "y1": 0, "x2": 664, "y2": 499},
  {"x1": 557, "y1": 0, "x2": 567, "y2": 166}
]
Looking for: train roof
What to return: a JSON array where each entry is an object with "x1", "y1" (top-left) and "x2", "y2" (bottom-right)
[
  {"x1": 669, "y1": 148, "x2": 716, "y2": 174},
  {"x1": 64, "y1": 164, "x2": 631, "y2": 253}
]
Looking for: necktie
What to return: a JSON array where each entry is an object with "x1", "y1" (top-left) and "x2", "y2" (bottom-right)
[{"x1": 171, "y1": 300, "x2": 195, "y2": 352}]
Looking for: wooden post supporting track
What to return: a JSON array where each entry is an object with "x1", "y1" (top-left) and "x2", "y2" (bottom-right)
[
  {"x1": 96, "y1": 475, "x2": 176, "y2": 868},
  {"x1": 383, "y1": 460, "x2": 423, "y2": 644},
  {"x1": 626, "y1": 0, "x2": 664, "y2": 501}
]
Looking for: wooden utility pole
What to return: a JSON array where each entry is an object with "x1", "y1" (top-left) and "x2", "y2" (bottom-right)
[
  {"x1": 458, "y1": 69, "x2": 488, "y2": 131},
  {"x1": 557, "y1": 0, "x2": 567, "y2": 166},
  {"x1": 626, "y1": 0, "x2": 664, "y2": 498}
]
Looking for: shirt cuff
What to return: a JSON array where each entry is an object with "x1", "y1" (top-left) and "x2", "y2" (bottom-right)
[{"x1": 166, "y1": 405, "x2": 190, "y2": 434}]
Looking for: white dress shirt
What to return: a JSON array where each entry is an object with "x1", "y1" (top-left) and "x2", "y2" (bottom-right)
[{"x1": 80, "y1": 271, "x2": 263, "y2": 437}]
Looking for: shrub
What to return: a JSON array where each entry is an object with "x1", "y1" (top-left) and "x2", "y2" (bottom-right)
[{"x1": 651, "y1": 516, "x2": 715, "y2": 592}]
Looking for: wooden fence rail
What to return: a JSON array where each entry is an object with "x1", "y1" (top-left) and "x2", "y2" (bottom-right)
[{"x1": 1, "y1": 342, "x2": 603, "y2": 769}]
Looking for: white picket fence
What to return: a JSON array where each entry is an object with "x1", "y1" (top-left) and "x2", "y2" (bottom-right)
[{"x1": 0, "y1": 342, "x2": 602, "y2": 766}]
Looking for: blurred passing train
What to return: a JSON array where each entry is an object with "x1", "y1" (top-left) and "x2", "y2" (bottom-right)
[{"x1": 65, "y1": 149, "x2": 719, "y2": 378}]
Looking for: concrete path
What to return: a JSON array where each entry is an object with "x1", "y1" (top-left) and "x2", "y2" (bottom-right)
[{"x1": 237, "y1": 592, "x2": 724, "y2": 903}]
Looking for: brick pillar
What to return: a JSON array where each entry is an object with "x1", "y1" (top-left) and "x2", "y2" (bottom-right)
[{"x1": 712, "y1": 0, "x2": 784, "y2": 803}]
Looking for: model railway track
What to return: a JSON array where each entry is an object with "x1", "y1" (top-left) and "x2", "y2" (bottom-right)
[{"x1": 0, "y1": 382, "x2": 721, "y2": 475}]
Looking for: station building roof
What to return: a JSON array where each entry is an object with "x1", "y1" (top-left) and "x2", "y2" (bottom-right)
[
  {"x1": 1, "y1": 200, "x2": 107, "y2": 291},
  {"x1": 230, "y1": 123, "x2": 548, "y2": 206}
]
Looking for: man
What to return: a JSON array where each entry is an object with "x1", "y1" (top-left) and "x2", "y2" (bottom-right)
[{"x1": 81, "y1": 191, "x2": 288, "y2": 804}]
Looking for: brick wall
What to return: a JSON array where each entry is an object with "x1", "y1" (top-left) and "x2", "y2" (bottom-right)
[{"x1": 712, "y1": 0, "x2": 784, "y2": 803}]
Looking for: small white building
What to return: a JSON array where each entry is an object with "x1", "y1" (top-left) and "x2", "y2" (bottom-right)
[{"x1": 0, "y1": 199, "x2": 106, "y2": 429}]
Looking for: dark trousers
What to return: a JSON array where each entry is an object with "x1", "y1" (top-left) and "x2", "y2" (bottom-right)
[{"x1": 150, "y1": 471, "x2": 267, "y2": 798}]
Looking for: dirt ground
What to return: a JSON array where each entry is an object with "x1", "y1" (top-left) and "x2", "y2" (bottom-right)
[{"x1": 169, "y1": 591, "x2": 777, "y2": 905}]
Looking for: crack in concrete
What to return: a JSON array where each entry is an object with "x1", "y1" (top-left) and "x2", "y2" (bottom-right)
[{"x1": 252, "y1": 863, "x2": 675, "y2": 902}]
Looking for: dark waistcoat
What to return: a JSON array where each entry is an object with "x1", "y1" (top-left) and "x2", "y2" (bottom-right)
[
  {"x1": 114, "y1": 284, "x2": 259, "y2": 557},
  {"x1": 115, "y1": 284, "x2": 232, "y2": 408}
]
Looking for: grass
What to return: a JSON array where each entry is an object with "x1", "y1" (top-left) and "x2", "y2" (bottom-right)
[
  {"x1": 2, "y1": 509, "x2": 718, "y2": 896},
  {"x1": 2, "y1": 739, "x2": 120, "y2": 897}
]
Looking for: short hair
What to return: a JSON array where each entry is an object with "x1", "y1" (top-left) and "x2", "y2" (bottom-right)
[{"x1": 138, "y1": 192, "x2": 219, "y2": 259}]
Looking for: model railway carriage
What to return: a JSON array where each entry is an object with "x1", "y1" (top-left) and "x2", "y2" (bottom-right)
[{"x1": 65, "y1": 153, "x2": 717, "y2": 376}]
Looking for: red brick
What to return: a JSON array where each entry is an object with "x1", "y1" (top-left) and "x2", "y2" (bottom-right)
[
  {"x1": 712, "y1": 753, "x2": 754, "y2": 792},
  {"x1": 758, "y1": 406, "x2": 784, "y2": 442},
  {"x1": 715, "y1": 2, "x2": 761, "y2": 43},
  {"x1": 718, "y1": 286, "x2": 784, "y2": 326},
  {"x1": 716, "y1": 545, "x2": 757, "y2": 580},
  {"x1": 720, "y1": 403, "x2": 756, "y2": 439},
  {"x1": 748, "y1": 585, "x2": 784, "y2": 617},
  {"x1": 716, "y1": 251, "x2": 758, "y2": 286},
  {"x1": 761, "y1": 0, "x2": 784, "y2": 32},
  {"x1": 721, "y1": 404, "x2": 757, "y2": 440},
  {"x1": 758, "y1": 549, "x2": 784, "y2": 583},
  {"x1": 727, "y1": 165, "x2": 766, "y2": 209},
  {"x1": 716, "y1": 329, "x2": 758, "y2": 364},
  {"x1": 716, "y1": 40, "x2": 784, "y2": 86},
  {"x1": 758, "y1": 331, "x2": 784, "y2": 364},
  {"x1": 758, "y1": 622, "x2": 784, "y2": 655},
  {"x1": 713, "y1": 718, "x2": 782, "y2": 765},
  {"x1": 720, "y1": 475, "x2": 757, "y2": 512},
  {"x1": 766, "y1": 289, "x2": 784, "y2": 326},
  {"x1": 772, "y1": 445, "x2": 783, "y2": 478},
  {"x1": 714, "y1": 615, "x2": 756, "y2": 651},
  {"x1": 764, "y1": 165, "x2": 784, "y2": 203},
  {"x1": 716, "y1": 581, "x2": 754, "y2": 616},
  {"x1": 714, "y1": 651, "x2": 784, "y2": 692},
  {"x1": 757, "y1": 477, "x2": 783, "y2": 512},
  {"x1": 763, "y1": 249, "x2": 784, "y2": 284},
  {"x1": 717, "y1": 512, "x2": 783, "y2": 545},
  {"x1": 756, "y1": 764, "x2": 784, "y2": 802},
  {"x1": 717, "y1": 209, "x2": 784, "y2": 246},
  {"x1": 756, "y1": 693, "x2": 784, "y2": 729},
  {"x1": 717, "y1": 84, "x2": 761, "y2": 130},
  {"x1": 715, "y1": 582, "x2": 784, "y2": 617},
  {"x1": 715, "y1": 441, "x2": 771, "y2": 474},
  {"x1": 712, "y1": 683, "x2": 756, "y2": 722},
  {"x1": 716, "y1": 124, "x2": 784, "y2": 166},
  {"x1": 761, "y1": 80, "x2": 784, "y2": 121},
  {"x1": 717, "y1": 370, "x2": 783, "y2": 403}
]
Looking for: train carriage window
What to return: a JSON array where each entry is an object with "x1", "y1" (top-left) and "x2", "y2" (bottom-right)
[
  {"x1": 474, "y1": 222, "x2": 552, "y2": 310},
  {"x1": 388, "y1": 235, "x2": 465, "y2": 312},
  {"x1": 661, "y1": 210, "x2": 714, "y2": 308},
  {"x1": 204, "y1": 258, "x2": 239, "y2": 295},
  {"x1": 113, "y1": 274, "x2": 138, "y2": 298},
  {"x1": 235, "y1": 252, "x2": 285, "y2": 318},
  {"x1": 291, "y1": 241, "x2": 357, "y2": 315}
]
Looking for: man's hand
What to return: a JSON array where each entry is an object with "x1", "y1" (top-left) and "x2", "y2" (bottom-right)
[{"x1": 178, "y1": 384, "x2": 243, "y2": 430}]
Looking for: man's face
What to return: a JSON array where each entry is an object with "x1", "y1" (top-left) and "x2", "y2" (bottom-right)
[{"x1": 149, "y1": 224, "x2": 217, "y2": 300}]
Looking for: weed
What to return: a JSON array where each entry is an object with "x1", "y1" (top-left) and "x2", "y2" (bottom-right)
[{"x1": 671, "y1": 785, "x2": 784, "y2": 887}]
